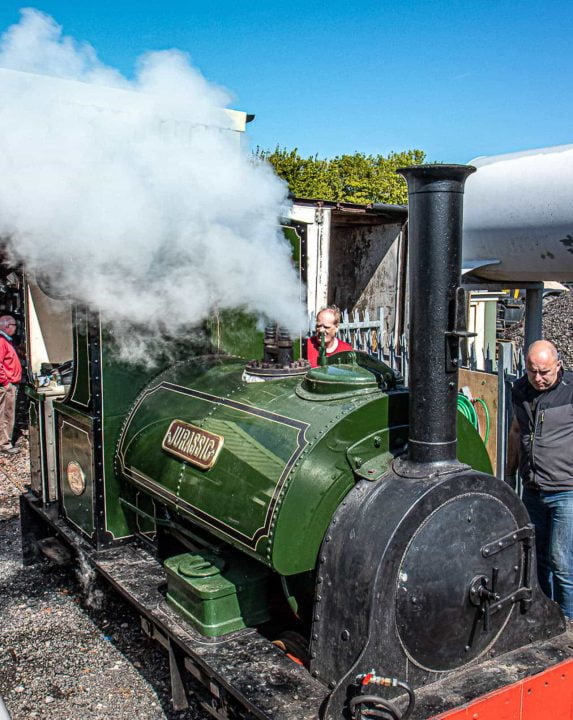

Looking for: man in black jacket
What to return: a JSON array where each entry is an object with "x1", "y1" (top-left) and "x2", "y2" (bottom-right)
[{"x1": 507, "y1": 339, "x2": 573, "y2": 618}]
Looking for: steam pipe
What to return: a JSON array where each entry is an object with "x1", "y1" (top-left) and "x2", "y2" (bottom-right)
[{"x1": 397, "y1": 164, "x2": 476, "y2": 467}]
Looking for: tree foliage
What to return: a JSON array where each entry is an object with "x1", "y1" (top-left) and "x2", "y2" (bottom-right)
[{"x1": 255, "y1": 147, "x2": 426, "y2": 205}]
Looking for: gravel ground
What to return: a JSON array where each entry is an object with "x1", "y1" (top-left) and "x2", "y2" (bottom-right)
[
  {"x1": 501, "y1": 290, "x2": 573, "y2": 367},
  {"x1": 0, "y1": 439, "x2": 210, "y2": 720}
]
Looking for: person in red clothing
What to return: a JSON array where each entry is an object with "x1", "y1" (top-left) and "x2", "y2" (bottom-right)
[
  {"x1": 0, "y1": 315, "x2": 22, "y2": 455},
  {"x1": 305, "y1": 306, "x2": 353, "y2": 368}
]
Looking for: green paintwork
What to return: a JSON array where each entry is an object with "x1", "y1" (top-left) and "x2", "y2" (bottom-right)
[
  {"x1": 281, "y1": 224, "x2": 303, "y2": 360},
  {"x1": 58, "y1": 416, "x2": 95, "y2": 535},
  {"x1": 52, "y1": 310, "x2": 169, "y2": 542},
  {"x1": 164, "y1": 550, "x2": 270, "y2": 637},
  {"x1": 205, "y1": 309, "x2": 263, "y2": 361},
  {"x1": 117, "y1": 356, "x2": 492, "y2": 576},
  {"x1": 283, "y1": 225, "x2": 301, "y2": 270},
  {"x1": 54, "y1": 303, "x2": 272, "y2": 544},
  {"x1": 302, "y1": 353, "x2": 379, "y2": 395},
  {"x1": 68, "y1": 307, "x2": 91, "y2": 408},
  {"x1": 100, "y1": 335, "x2": 170, "y2": 540},
  {"x1": 54, "y1": 307, "x2": 95, "y2": 537},
  {"x1": 298, "y1": 350, "x2": 399, "y2": 401},
  {"x1": 133, "y1": 491, "x2": 156, "y2": 536},
  {"x1": 56, "y1": 401, "x2": 92, "y2": 425},
  {"x1": 26, "y1": 388, "x2": 44, "y2": 498},
  {"x1": 28, "y1": 395, "x2": 38, "y2": 424},
  {"x1": 457, "y1": 412, "x2": 493, "y2": 475}
]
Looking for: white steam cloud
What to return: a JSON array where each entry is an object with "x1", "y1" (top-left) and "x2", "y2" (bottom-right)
[{"x1": 0, "y1": 9, "x2": 303, "y2": 361}]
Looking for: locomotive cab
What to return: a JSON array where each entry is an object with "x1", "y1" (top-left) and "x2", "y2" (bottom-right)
[{"x1": 24, "y1": 275, "x2": 74, "y2": 504}]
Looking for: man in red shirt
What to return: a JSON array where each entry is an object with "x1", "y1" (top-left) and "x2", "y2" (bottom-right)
[
  {"x1": 305, "y1": 306, "x2": 353, "y2": 368},
  {"x1": 0, "y1": 315, "x2": 22, "y2": 455}
]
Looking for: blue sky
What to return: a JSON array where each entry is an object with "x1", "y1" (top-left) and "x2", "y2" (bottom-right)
[{"x1": 0, "y1": 1, "x2": 571, "y2": 163}]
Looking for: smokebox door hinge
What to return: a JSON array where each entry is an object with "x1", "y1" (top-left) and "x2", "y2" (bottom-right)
[
  {"x1": 481, "y1": 525, "x2": 535, "y2": 558},
  {"x1": 478, "y1": 523, "x2": 535, "y2": 619}
]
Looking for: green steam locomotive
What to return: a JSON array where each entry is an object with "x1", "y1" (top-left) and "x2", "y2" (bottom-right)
[{"x1": 21, "y1": 166, "x2": 569, "y2": 720}]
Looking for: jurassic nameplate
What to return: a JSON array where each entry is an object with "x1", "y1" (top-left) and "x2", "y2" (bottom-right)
[{"x1": 162, "y1": 420, "x2": 224, "y2": 470}]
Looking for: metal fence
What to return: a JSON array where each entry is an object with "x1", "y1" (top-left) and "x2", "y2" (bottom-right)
[
  {"x1": 496, "y1": 341, "x2": 525, "y2": 485},
  {"x1": 309, "y1": 308, "x2": 526, "y2": 483},
  {"x1": 466, "y1": 340, "x2": 497, "y2": 373}
]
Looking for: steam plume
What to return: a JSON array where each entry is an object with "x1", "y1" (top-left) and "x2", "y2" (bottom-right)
[{"x1": 0, "y1": 9, "x2": 303, "y2": 362}]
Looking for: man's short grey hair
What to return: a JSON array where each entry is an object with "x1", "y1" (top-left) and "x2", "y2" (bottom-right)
[
  {"x1": 526, "y1": 339, "x2": 560, "y2": 362},
  {"x1": 0, "y1": 315, "x2": 16, "y2": 330},
  {"x1": 317, "y1": 305, "x2": 342, "y2": 325}
]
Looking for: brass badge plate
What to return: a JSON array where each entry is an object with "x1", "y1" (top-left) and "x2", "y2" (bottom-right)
[
  {"x1": 67, "y1": 460, "x2": 86, "y2": 496},
  {"x1": 162, "y1": 420, "x2": 224, "y2": 470}
]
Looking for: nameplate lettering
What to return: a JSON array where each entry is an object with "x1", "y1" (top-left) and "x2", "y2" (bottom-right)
[{"x1": 162, "y1": 420, "x2": 224, "y2": 470}]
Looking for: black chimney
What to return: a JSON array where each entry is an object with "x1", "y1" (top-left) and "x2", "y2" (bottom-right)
[{"x1": 397, "y1": 164, "x2": 476, "y2": 469}]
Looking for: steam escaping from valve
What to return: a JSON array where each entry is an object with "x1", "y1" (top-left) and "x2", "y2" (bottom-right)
[{"x1": 0, "y1": 9, "x2": 304, "y2": 363}]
